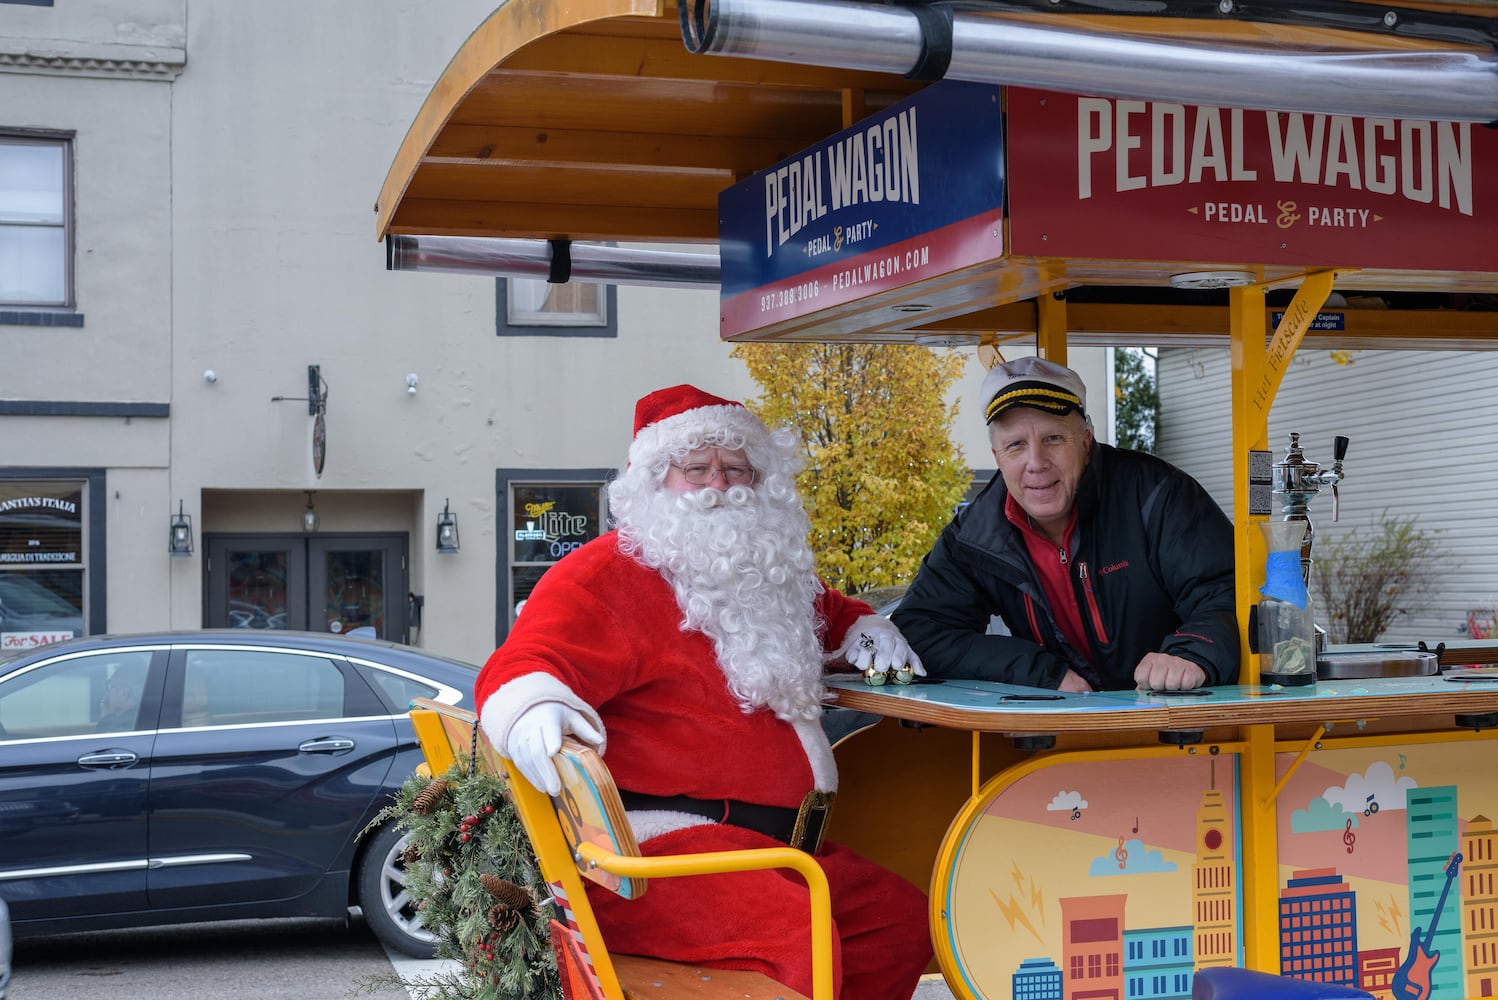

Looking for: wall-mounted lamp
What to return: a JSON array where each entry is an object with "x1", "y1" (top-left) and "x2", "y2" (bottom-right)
[
  {"x1": 406, "y1": 373, "x2": 419, "y2": 395},
  {"x1": 436, "y1": 498, "x2": 460, "y2": 554},
  {"x1": 302, "y1": 491, "x2": 320, "y2": 533},
  {"x1": 169, "y1": 499, "x2": 194, "y2": 557}
]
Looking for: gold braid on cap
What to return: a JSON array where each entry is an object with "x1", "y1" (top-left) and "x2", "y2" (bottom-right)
[{"x1": 985, "y1": 386, "x2": 1082, "y2": 423}]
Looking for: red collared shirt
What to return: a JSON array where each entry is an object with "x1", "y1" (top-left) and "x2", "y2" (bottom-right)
[{"x1": 1004, "y1": 493, "x2": 1092, "y2": 667}]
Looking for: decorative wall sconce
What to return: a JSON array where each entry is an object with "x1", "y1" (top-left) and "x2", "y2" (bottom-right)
[
  {"x1": 436, "y1": 498, "x2": 460, "y2": 554},
  {"x1": 169, "y1": 499, "x2": 194, "y2": 557},
  {"x1": 302, "y1": 491, "x2": 320, "y2": 533}
]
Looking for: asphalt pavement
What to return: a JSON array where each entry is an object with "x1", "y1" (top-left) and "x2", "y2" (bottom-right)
[
  {"x1": 9, "y1": 918, "x2": 405, "y2": 999},
  {"x1": 389, "y1": 954, "x2": 958, "y2": 998},
  {"x1": 12, "y1": 917, "x2": 958, "y2": 999}
]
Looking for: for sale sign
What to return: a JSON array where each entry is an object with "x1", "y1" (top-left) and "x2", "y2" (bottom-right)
[{"x1": 1, "y1": 631, "x2": 74, "y2": 650}]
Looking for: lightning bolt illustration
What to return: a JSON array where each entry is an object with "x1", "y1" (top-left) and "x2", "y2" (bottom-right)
[
  {"x1": 1374, "y1": 893, "x2": 1405, "y2": 938},
  {"x1": 990, "y1": 888, "x2": 1045, "y2": 943},
  {"x1": 1002, "y1": 862, "x2": 1047, "y2": 931}
]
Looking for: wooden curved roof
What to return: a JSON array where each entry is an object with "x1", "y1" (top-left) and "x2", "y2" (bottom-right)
[
  {"x1": 375, "y1": 0, "x2": 1498, "y2": 347},
  {"x1": 376, "y1": 0, "x2": 1496, "y2": 244}
]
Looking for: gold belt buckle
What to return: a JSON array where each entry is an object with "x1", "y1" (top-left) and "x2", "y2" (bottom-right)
[{"x1": 791, "y1": 789, "x2": 835, "y2": 854}]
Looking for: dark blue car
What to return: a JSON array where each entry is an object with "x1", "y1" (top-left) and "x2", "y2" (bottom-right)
[{"x1": 0, "y1": 630, "x2": 478, "y2": 957}]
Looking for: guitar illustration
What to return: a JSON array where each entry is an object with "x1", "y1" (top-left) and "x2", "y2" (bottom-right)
[{"x1": 1391, "y1": 851, "x2": 1463, "y2": 1000}]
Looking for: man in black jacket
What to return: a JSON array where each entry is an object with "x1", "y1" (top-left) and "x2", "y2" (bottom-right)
[{"x1": 893, "y1": 356, "x2": 1239, "y2": 692}]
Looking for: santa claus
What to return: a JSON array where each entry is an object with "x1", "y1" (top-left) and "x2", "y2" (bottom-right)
[{"x1": 476, "y1": 384, "x2": 933, "y2": 1000}]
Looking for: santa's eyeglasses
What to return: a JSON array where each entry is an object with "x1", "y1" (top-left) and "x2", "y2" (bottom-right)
[{"x1": 669, "y1": 463, "x2": 757, "y2": 486}]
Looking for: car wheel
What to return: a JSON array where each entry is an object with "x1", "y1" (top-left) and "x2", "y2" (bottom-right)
[{"x1": 357, "y1": 821, "x2": 438, "y2": 958}]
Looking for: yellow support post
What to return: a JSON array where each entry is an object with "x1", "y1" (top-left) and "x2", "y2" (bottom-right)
[
  {"x1": 1036, "y1": 291, "x2": 1067, "y2": 367},
  {"x1": 1228, "y1": 269, "x2": 1335, "y2": 974},
  {"x1": 1238, "y1": 723, "x2": 1280, "y2": 973},
  {"x1": 1228, "y1": 281, "x2": 1268, "y2": 677}
]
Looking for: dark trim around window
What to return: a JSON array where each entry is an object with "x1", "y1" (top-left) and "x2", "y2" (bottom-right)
[
  {"x1": 0, "y1": 401, "x2": 168, "y2": 417},
  {"x1": 494, "y1": 467, "x2": 615, "y2": 647},
  {"x1": 495, "y1": 279, "x2": 618, "y2": 338},
  {"x1": 0, "y1": 467, "x2": 106, "y2": 634},
  {"x1": 0, "y1": 311, "x2": 83, "y2": 327}
]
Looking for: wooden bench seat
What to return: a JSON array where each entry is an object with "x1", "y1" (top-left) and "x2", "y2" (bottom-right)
[{"x1": 614, "y1": 954, "x2": 812, "y2": 999}]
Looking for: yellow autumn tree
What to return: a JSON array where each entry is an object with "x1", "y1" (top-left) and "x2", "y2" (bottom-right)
[{"x1": 730, "y1": 342, "x2": 971, "y2": 595}]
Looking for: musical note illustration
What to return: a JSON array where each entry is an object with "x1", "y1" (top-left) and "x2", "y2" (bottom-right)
[
  {"x1": 1070, "y1": 806, "x2": 1081, "y2": 821},
  {"x1": 1132, "y1": 816, "x2": 1139, "y2": 834},
  {"x1": 1343, "y1": 818, "x2": 1356, "y2": 854},
  {"x1": 1115, "y1": 835, "x2": 1129, "y2": 870},
  {"x1": 1398, "y1": 753, "x2": 1407, "y2": 770},
  {"x1": 1365, "y1": 794, "x2": 1380, "y2": 817}
]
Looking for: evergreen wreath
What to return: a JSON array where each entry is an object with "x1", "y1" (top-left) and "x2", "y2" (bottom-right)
[{"x1": 357, "y1": 755, "x2": 562, "y2": 999}]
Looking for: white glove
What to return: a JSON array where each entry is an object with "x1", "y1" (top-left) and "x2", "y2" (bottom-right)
[
  {"x1": 503, "y1": 701, "x2": 604, "y2": 796},
  {"x1": 835, "y1": 615, "x2": 926, "y2": 678}
]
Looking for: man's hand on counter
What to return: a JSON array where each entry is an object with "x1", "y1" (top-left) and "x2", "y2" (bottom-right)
[
  {"x1": 1134, "y1": 653, "x2": 1207, "y2": 691},
  {"x1": 1059, "y1": 669, "x2": 1094, "y2": 693}
]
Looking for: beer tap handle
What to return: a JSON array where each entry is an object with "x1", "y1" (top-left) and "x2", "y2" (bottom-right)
[{"x1": 1331, "y1": 435, "x2": 1348, "y2": 522}]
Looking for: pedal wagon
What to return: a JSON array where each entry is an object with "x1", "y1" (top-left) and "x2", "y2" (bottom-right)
[{"x1": 380, "y1": 3, "x2": 1498, "y2": 996}]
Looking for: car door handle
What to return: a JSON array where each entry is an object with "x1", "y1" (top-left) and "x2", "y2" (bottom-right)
[
  {"x1": 77, "y1": 750, "x2": 140, "y2": 768},
  {"x1": 298, "y1": 738, "x2": 356, "y2": 754}
]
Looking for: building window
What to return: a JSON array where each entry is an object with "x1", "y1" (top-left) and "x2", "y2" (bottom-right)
[
  {"x1": 497, "y1": 277, "x2": 617, "y2": 338},
  {"x1": 498, "y1": 469, "x2": 613, "y2": 644},
  {"x1": 0, "y1": 133, "x2": 71, "y2": 307},
  {"x1": 0, "y1": 480, "x2": 86, "y2": 650}
]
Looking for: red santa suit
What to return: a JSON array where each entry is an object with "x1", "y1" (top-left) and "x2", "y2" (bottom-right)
[{"x1": 477, "y1": 536, "x2": 931, "y2": 999}]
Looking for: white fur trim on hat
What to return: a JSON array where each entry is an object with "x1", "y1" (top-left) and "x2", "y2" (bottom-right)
[{"x1": 628, "y1": 403, "x2": 770, "y2": 471}]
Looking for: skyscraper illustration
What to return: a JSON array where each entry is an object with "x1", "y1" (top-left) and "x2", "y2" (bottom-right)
[
  {"x1": 1193, "y1": 760, "x2": 1236, "y2": 969},
  {"x1": 1279, "y1": 869, "x2": 1358, "y2": 985},
  {"x1": 1463, "y1": 814, "x2": 1498, "y2": 998},
  {"x1": 1401, "y1": 785, "x2": 1462, "y2": 1000}
]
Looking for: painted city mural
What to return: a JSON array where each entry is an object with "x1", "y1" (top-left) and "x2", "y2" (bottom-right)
[{"x1": 937, "y1": 742, "x2": 1497, "y2": 999}]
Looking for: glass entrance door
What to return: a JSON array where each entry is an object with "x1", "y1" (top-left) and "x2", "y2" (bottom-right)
[{"x1": 205, "y1": 534, "x2": 408, "y2": 641}]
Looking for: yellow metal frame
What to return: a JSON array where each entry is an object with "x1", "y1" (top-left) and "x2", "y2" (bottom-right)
[{"x1": 408, "y1": 699, "x2": 835, "y2": 1000}]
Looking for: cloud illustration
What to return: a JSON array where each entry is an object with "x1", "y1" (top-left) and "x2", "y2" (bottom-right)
[
  {"x1": 1292, "y1": 796, "x2": 1358, "y2": 833},
  {"x1": 1047, "y1": 790, "x2": 1088, "y2": 812},
  {"x1": 1088, "y1": 838, "x2": 1176, "y2": 876},
  {"x1": 1321, "y1": 760, "x2": 1416, "y2": 814}
]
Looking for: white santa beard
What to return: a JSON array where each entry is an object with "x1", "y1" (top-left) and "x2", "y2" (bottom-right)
[{"x1": 617, "y1": 484, "x2": 826, "y2": 722}]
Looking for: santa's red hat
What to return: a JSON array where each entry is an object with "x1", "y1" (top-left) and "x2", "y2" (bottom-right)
[{"x1": 629, "y1": 384, "x2": 767, "y2": 469}]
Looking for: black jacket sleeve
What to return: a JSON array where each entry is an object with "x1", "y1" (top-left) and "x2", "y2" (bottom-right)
[
  {"x1": 893, "y1": 518, "x2": 1071, "y2": 689},
  {"x1": 1145, "y1": 469, "x2": 1241, "y2": 685}
]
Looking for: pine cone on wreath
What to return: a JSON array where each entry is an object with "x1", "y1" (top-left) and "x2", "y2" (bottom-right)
[
  {"x1": 480, "y1": 873, "x2": 533, "y2": 913},
  {"x1": 486, "y1": 902, "x2": 522, "y2": 934},
  {"x1": 411, "y1": 778, "x2": 449, "y2": 815}
]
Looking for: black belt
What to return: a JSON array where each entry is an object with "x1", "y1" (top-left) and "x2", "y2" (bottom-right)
[{"x1": 618, "y1": 789, "x2": 833, "y2": 853}]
